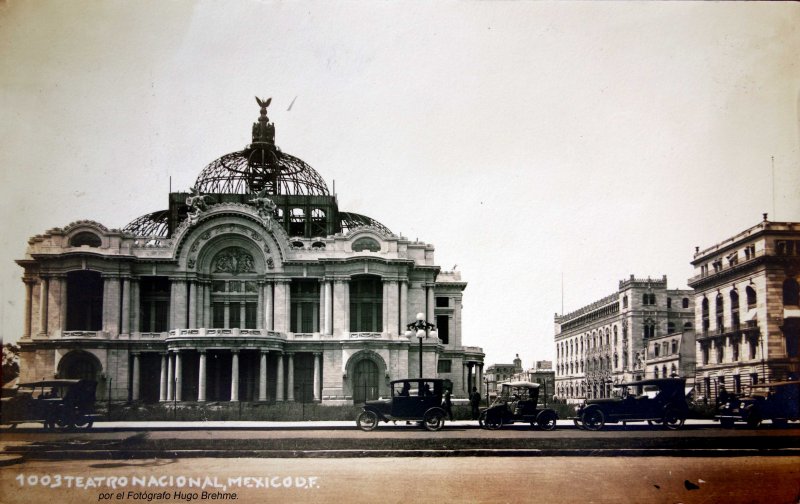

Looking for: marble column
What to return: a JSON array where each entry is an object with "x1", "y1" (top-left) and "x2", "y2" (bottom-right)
[
  {"x1": 175, "y1": 351, "x2": 183, "y2": 402},
  {"x1": 230, "y1": 350, "x2": 239, "y2": 402},
  {"x1": 203, "y1": 282, "x2": 212, "y2": 328},
  {"x1": 426, "y1": 285, "x2": 435, "y2": 324},
  {"x1": 259, "y1": 350, "x2": 269, "y2": 401},
  {"x1": 131, "y1": 278, "x2": 141, "y2": 333},
  {"x1": 382, "y1": 281, "x2": 390, "y2": 334},
  {"x1": 400, "y1": 281, "x2": 408, "y2": 335},
  {"x1": 198, "y1": 350, "x2": 207, "y2": 402},
  {"x1": 287, "y1": 353, "x2": 295, "y2": 402},
  {"x1": 188, "y1": 281, "x2": 197, "y2": 329},
  {"x1": 38, "y1": 277, "x2": 49, "y2": 336},
  {"x1": 23, "y1": 280, "x2": 33, "y2": 339},
  {"x1": 319, "y1": 280, "x2": 327, "y2": 335},
  {"x1": 324, "y1": 281, "x2": 333, "y2": 335},
  {"x1": 257, "y1": 282, "x2": 264, "y2": 329},
  {"x1": 159, "y1": 353, "x2": 168, "y2": 402},
  {"x1": 264, "y1": 282, "x2": 274, "y2": 331},
  {"x1": 275, "y1": 353, "x2": 285, "y2": 401},
  {"x1": 102, "y1": 276, "x2": 121, "y2": 335},
  {"x1": 131, "y1": 352, "x2": 141, "y2": 401},
  {"x1": 59, "y1": 276, "x2": 68, "y2": 332},
  {"x1": 166, "y1": 352, "x2": 174, "y2": 401},
  {"x1": 121, "y1": 277, "x2": 131, "y2": 335},
  {"x1": 313, "y1": 352, "x2": 321, "y2": 402}
]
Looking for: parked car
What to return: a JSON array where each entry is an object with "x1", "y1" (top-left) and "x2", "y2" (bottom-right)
[
  {"x1": 479, "y1": 381, "x2": 558, "y2": 430},
  {"x1": 573, "y1": 377, "x2": 689, "y2": 430},
  {"x1": 716, "y1": 380, "x2": 800, "y2": 428},
  {"x1": 0, "y1": 379, "x2": 98, "y2": 430},
  {"x1": 356, "y1": 378, "x2": 450, "y2": 432}
]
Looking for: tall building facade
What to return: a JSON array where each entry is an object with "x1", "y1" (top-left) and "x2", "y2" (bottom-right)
[
  {"x1": 15, "y1": 99, "x2": 484, "y2": 405},
  {"x1": 554, "y1": 276, "x2": 694, "y2": 403},
  {"x1": 688, "y1": 215, "x2": 800, "y2": 401}
]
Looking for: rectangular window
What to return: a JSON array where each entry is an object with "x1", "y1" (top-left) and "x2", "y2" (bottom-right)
[
  {"x1": 213, "y1": 303, "x2": 225, "y2": 328},
  {"x1": 245, "y1": 302, "x2": 257, "y2": 329},
  {"x1": 437, "y1": 360, "x2": 452, "y2": 373},
  {"x1": 229, "y1": 302, "x2": 241, "y2": 328},
  {"x1": 733, "y1": 375, "x2": 741, "y2": 394},
  {"x1": 436, "y1": 315, "x2": 450, "y2": 344},
  {"x1": 436, "y1": 297, "x2": 450, "y2": 308}
]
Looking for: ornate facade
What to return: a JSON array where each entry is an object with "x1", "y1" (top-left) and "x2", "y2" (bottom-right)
[
  {"x1": 15, "y1": 99, "x2": 484, "y2": 405},
  {"x1": 688, "y1": 215, "x2": 800, "y2": 401},
  {"x1": 554, "y1": 276, "x2": 694, "y2": 404}
]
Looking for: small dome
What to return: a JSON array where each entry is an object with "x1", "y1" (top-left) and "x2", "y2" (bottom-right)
[
  {"x1": 123, "y1": 210, "x2": 169, "y2": 237},
  {"x1": 339, "y1": 212, "x2": 393, "y2": 235}
]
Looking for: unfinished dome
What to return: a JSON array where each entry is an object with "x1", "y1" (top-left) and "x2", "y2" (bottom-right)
[{"x1": 193, "y1": 97, "x2": 329, "y2": 196}]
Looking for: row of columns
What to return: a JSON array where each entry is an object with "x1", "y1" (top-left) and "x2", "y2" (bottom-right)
[
  {"x1": 131, "y1": 350, "x2": 322, "y2": 403},
  {"x1": 465, "y1": 361, "x2": 484, "y2": 394}
]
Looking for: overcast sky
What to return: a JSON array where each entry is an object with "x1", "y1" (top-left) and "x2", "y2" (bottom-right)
[{"x1": 1, "y1": 1, "x2": 798, "y2": 368}]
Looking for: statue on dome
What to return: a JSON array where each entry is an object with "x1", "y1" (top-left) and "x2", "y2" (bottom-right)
[
  {"x1": 186, "y1": 186, "x2": 213, "y2": 225},
  {"x1": 249, "y1": 187, "x2": 277, "y2": 230}
]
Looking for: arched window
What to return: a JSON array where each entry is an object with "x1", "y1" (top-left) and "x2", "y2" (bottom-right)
[
  {"x1": 310, "y1": 208, "x2": 327, "y2": 236},
  {"x1": 684, "y1": 322, "x2": 693, "y2": 330},
  {"x1": 69, "y1": 232, "x2": 101, "y2": 247},
  {"x1": 746, "y1": 286, "x2": 757, "y2": 309},
  {"x1": 730, "y1": 289, "x2": 740, "y2": 329},
  {"x1": 667, "y1": 297, "x2": 672, "y2": 309},
  {"x1": 623, "y1": 295, "x2": 628, "y2": 309},
  {"x1": 682, "y1": 297, "x2": 690, "y2": 309},
  {"x1": 289, "y1": 208, "x2": 305, "y2": 237},
  {"x1": 668, "y1": 322, "x2": 676, "y2": 333},
  {"x1": 783, "y1": 279, "x2": 800, "y2": 306},
  {"x1": 715, "y1": 293, "x2": 724, "y2": 332},
  {"x1": 352, "y1": 237, "x2": 381, "y2": 252},
  {"x1": 702, "y1": 298, "x2": 710, "y2": 333}
]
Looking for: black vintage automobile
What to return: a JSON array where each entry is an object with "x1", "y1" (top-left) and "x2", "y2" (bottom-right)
[
  {"x1": 479, "y1": 381, "x2": 558, "y2": 430},
  {"x1": 0, "y1": 379, "x2": 98, "y2": 430},
  {"x1": 573, "y1": 377, "x2": 689, "y2": 431},
  {"x1": 356, "y1": 378, "x2": 450, "y2": 432},
  {"x1": 716, "y1": 380, "x2": 800, "y2": 428}
]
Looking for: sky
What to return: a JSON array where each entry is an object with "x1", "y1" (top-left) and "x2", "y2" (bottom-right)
[{"x1": 1, "y1": 1, "x2": 798, "y2": 368}]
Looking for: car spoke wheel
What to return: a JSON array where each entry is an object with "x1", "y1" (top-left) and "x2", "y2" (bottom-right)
[
  {"x1": 537, "y1": 411, "x2": 557, "y2": 431},
  {"x1": 582, "y1": 409, "x2": 605, "y2": 431},
  {"x1": 663, "y1": 408, "x2": 685, "y2": 430},
  {"x1": 746, "y1": 412, "x2": 762, "y2": 428},
  {"x1": 484, "y1": 414, "x2": 503, "y2": 430},
  {"x1": 423, "y1": 410, "x2": 445, "y2": 432},
  {"x1": 356, "y1": 410, "x2": 379, "y2": 431}
]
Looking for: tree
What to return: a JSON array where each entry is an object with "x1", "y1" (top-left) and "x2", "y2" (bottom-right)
[{"x1": 2, "y1": 343, "x2": 20, "y2": 386}]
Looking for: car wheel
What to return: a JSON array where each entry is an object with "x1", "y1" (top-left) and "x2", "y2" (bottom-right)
[
  {"x1": 423, "y1": 410, "x2": 445, "y2": 432},
  {"x1": 663, "y1": 408, "x2": 685, "y2": 430},
  {"x1": 582, "y1": 409, "x2": 605, "y2": 431},
  {"x1": 573, "y1": 418, "x2": 584, "y2": 429},
  {"x1": 74, "y1": 415, "x2": 93, "y2": 430},
  {"x1": 537, "y1": 412, "x2": 557, "y2": 431},
  {"x1": 719, "y1": 418, "x2": 735, "y2": 429},
  {"x1": 746, "y1": 412, "x2": 762, "y2": 428},
  {"x1": 772, "y1": 418, "x2": 788, "y2": 427},
  {"x1": 356, "y1": 410, "x2": 379, "y2": 431},
  {"x1": 647, "y1": 419, "x2": 663, "y2": 426},
  {"x1": 484, "y1": 414, "x2": 503, "y2": 430}
]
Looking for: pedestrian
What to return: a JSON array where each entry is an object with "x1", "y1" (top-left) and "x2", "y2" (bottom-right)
[
  {"x1": 442, "y1": 389, "x2": 453, "y2": 421},
  {"x1": 469, "y1": 386, "x2": 481, "y2": 420}
]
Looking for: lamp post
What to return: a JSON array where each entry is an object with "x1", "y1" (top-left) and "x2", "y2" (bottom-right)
[
  {"x1": 484, "y1": 376, "x2": 489, "y2": 407},
  {"x1": 405, "y1": 312, "x2": 437, "y2": 378}
]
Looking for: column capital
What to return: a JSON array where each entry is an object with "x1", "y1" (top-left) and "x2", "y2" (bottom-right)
[
  {"x1": 260, "y1": 349, "x2": 270, "y2": 355},
  {"x1": 131, "y1": 351, "x2": 141, "y2": 356},
  {"x1": 231, "y1": 348, "x2": 240, "y2": 354},
  {"x1": 313, "y1": 352, "x2": 322, "y2": 357},
  {"x1": 197, "y1": 349, "x2": 207, "y2": 354}
]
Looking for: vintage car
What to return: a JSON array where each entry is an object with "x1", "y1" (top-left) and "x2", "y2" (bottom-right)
[
  {"x1": 0, "y1": 379, "x2": 98, "y2": 430},
  {"x1": 356, "y1": 378, "x2": 451, "y2": 432},
  {"x1": 573, "y1": 377, "x2": 689, "y2": 430},
  {"x1": 716, "y1": 380, "x2": 800, "y2": 428},
  {"x1": 479, "y1": 381, "x2": 558, "y2": 430}
]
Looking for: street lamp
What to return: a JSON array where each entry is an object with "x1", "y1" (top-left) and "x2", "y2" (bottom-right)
[{"x1": 405, "y1": 312, "x2": 437, "y2": 378}]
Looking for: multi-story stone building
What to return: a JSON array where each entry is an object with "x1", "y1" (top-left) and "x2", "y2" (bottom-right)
[
  {"x1": 14, "y1": 98, "x2": 484, "y2": 405},
  {"x1": 644, "y1": 329, "x2": 696, "y2": 387},
  {"x1": 688, "y1": 215, "x2": 800, "y2": 401},
  {"x1": 554, "y1": 275, "x2": 694, "y2": 403}
]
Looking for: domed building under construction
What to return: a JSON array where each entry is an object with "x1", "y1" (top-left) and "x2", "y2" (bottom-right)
[{"x1": 16, "y1": 98, "x2": 484, "y2": 406}]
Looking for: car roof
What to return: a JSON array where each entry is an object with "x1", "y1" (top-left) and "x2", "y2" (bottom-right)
[
  {"x1": 17, "y1": 379, "x2": 84, "y2": 387},
  {"x1": 501, "y1": 381, "x2": 540, "y2": 389},
  {"x1": 616, "y1": 378, "x2": 686, "y2": 387},
  {"x1": 390, "y1": 378, "x2": 449, "y2": 385},
  {"x1": 749, "y1": 380, "x2": 800, "y2": 388}
]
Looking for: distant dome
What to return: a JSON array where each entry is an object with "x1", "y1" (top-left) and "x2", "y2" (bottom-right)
[{"x1": 339, "y1": 212, "x2": 393, "y2": 235}]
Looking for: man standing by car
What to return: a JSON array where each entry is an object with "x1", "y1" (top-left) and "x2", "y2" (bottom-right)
[
  {"x1": 442, "y1": 389, "x2": 453, "y2": 421},
  {"x1": 469, "y1": 387, "x2": 481, "y2": 420}
]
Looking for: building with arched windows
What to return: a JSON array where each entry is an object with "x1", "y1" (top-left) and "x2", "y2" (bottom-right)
[
  {"x1": 554, "y1": 275, "x2": 694, "y2": 404},
  {"x1": 15, "y1": 99, "x2": 484, "y2": 406},
  {"x1": 689, "y1": 215, "x2": 800, "y2": 401}
]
